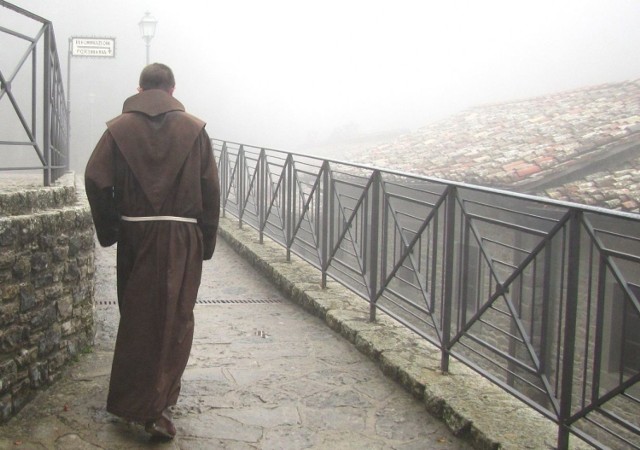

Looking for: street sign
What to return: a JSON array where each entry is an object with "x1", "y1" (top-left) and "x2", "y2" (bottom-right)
[{"x1": 70, "y1": 37, "x2": 116, "y2": 58}]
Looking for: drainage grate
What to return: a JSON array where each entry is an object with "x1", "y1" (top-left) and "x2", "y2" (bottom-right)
[
  {"x1": 96, "y1": 300, "x2": 118, "y2": 306},
  {"x1": 196, "y1": 298, "x2": 282, "y2": 305},
  {"x1": 96, "y1": 298, "x2": 282, "y2": 306}
]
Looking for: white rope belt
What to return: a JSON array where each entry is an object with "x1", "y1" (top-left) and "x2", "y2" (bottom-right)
[{"x1": 121, "y1": 215, "x2": 197, "y2": 224}]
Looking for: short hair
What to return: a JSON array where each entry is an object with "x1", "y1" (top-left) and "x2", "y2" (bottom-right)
[{"x1": 139, "y1": 63, "x2": 175, "y2": 92}]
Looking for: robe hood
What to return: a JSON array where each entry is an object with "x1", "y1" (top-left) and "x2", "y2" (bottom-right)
[
  {"x1": 121, "y1": 89, "x2": 185, "y2": 117},
  {"x1": 106, "y1": 89, "x2": 206, "y2": 214}
]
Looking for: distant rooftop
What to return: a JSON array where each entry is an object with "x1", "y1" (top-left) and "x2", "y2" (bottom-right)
[{"x1": 348, "y1": 79, "x2": 640, "y2": 213}]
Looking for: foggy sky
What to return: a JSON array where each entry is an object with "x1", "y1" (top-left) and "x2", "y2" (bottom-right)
[{"x1": 4, "y1": 0, "x2": 640, "y2": 170}]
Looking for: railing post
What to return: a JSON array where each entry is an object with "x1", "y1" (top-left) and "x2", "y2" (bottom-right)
[
  {"x1": 321, "y1": 161, "x2": 330, "y2": 288},
  {"x1": 219, "y1": 142, "x2": 228, "y2": 218},
  {"x1": 440, "y1": 186, "x2": 457, "y2": 372},
  {"x1": 557, "y1": 209, "x2": 581, "y2": 450},
  {"x1": 67, "y1": 36, "x2": 72, "y2": 173},
  {"x1": 258, "y1": 148, "x2": 266, "y2": 244},
  {"x1": 31, "y1": 44, "x2": 37, "y2": 151},
  {"x1": 368, "y1": 170, "x2": 382, "y2": 322},
  {"x1": 238, "y1": 145, "x2": 245, "y2": 228},
  {"x1": 43, "y1": 23, "x2": 52, "y2": 186},
  {"x1": 285, "y1": 154, "x2": 293, "y2": 261}
]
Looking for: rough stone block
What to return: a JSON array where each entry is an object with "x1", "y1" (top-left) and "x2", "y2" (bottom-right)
[
  {"x1": 71, "y1": 329, "x2": 92, "y2": 351},
  {"x1": 29, "y1": 363, "x2": 47, "y2": 389},
  {"x1": 30, "y1": 252, "x2": 50, "y2": 272},
  {"x1": 12, "y1": 256, "x2": 30, "y2": 280},
  {"x1": 29, "y1": 304, "x2": 57, "y2": 330},
  {"x1": 14, "y1": 347, "x2": 37, "y2": 369},
  {"x1": 0, "y1": 269, "x2": 11, "y2": 284},
  {"x1": 61, "y1": 320, "x2": 74, "y2": 336},
  {"x1": 2, "y1": 283, "x2": 20, "y2": 302},
  {"x1": 10, "y1": 379, "x2": 33, "y2": 415},
  {"x1": 68, "y1": 235, "x2": 84, "y2": 257},
  {"x1": 19, "y1": 285, "x2": 36, "y2": 312},
  {"x1": 0, "y1": 359, "x2": 17, "y2": 394},
  {"x1": 78, "y1": 305, "x2": 93, "y2": 321},
  {"x1": 0, "y1": 301, "x2": 19, "y2": 327},
  {"x1": 0, "y1": 252, "x2": 15, "y2": 269},
  {"x1": 37, "y1": 214, "x2": 58, "y2": 238},
  {"x1": 47, "y1": 350, "x2": 67, "y2": 374},
  {"x1": 0, "y1": 392, "x2": 12, "y2": 423},
  {"x1": 71, "y1": 283, "x2": 91, "y2": 305},
  {"x1": 64, "y1": 261, "x2": 80, "y2": 281},
  {"x1": 60, "y1": 209, "x2": 76, "y2": 228},
  {"x1": 52, "y1": 246, "x2": 69, "y2": 263},
  {"x1": 44, "y1": 284, "x2": 63, "y2": 300},
  {"x1": 0, "y1": 222, "x2": 17, "y2": 247},
  {"x1": 18, "y1": 217, "x2": 40, "y2": 246},
  {"x1": 52, "y1": 265, "x2": 64, "y2": 283},
  {"x1": 39, "y1": 234, "x2": 56, "y2": 250},
  {"x1": 38, "y1": 326, "x2": 62, "y2": 356},
  {"x1": 76, "y1": 253, "x2": 93, "y2": 268},
  {"x1": 0, "y1": 325, "x2": 26, "y2": 353},
  {"x1": 56, "y1": 233, "x2": 70, "y2": 246},
  {"x1": 80, "y1": 230, "x2": 95, "y2": 249},
  {"x1": 57, "y1": 295, "x2": 73, "y2": 320},
  {"x1": 33, "y1": 272, "x2": 54, "y2": 289}
]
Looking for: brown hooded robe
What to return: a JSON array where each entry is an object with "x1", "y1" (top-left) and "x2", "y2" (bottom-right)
[{"x1": 85, "y1": 89, "x2": 220, "y2": 422}]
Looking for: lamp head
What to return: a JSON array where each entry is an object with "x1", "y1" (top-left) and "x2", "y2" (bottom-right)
[{"x1": 138, "y1": 12, "x2": 157, "y2": 41}]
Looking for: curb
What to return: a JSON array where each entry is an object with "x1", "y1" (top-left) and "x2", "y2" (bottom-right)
[{"x1": 217, "y1": 216, "x2": 587, "y2": 450}]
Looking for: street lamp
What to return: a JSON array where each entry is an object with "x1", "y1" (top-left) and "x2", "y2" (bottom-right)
[{"x1": 138, "y1": 11, "x2": 157, "y2": 65}]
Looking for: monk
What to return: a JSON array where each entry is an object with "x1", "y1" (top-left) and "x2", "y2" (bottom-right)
[{"x1": 85, "y1": 63, "x2": 220, "y2": 439}]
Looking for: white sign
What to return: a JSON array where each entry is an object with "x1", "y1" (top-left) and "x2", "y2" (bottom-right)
[{"x1": 71, "y1": 37, "x2": 116, "y2": 58}]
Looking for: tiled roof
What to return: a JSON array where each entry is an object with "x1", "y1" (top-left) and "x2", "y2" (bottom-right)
[
  {"x1": 543, "y1": 154, "x2": 640, "y2": 211},
  {"x1": 347, "y1": 79, "x2": 640, "y2": 213}
]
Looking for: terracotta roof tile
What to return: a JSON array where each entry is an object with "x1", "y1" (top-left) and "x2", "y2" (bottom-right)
[
  {"x1": 515, "y1": 164, "x2": 542, "y2": 178},
  {"x1": 345, "y1": 79, "x2": 640, "y2": 213}
]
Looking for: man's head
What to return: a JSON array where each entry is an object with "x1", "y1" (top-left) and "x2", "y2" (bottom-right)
[{"x1": 138, "y1": 63, "x2": 175, "y2": 94}]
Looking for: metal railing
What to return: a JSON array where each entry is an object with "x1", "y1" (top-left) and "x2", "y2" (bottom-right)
[
  {"x1": 214, "y1": 139, "x2": 640, "y2": 450},
  {"x1": 0, "y1": 1, "x2": 69, "y2": 186}
]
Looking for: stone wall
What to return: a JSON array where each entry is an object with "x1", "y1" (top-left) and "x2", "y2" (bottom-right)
[{"x1": 0, "y1": 173, "x2": 95, "y2": 423}]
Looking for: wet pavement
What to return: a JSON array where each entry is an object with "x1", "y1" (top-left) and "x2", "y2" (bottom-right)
[{"x1": 0, "y1": 237, "x2": 473, "y2": 449}]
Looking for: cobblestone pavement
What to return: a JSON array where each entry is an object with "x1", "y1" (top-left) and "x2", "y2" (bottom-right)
[{"x1": 0, "y1": 238, "x2": 473, "y2": 449}]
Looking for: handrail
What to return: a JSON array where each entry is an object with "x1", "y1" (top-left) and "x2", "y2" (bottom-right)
[
  {"x1": 0, "y1": 1, "x2": 69, "y2": 186},
  {"x1": 213, "y1": 138, "x2": 640, "y2": 450}
]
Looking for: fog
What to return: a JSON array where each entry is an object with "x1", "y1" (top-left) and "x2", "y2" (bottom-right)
[{"x1": 4, "y1": 0, "x2": 640, "y2": 171}]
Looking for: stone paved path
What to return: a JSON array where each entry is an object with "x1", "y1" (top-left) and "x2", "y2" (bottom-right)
[{"x1": 0, "y1": 238, "x2": 472, "y2": 449}]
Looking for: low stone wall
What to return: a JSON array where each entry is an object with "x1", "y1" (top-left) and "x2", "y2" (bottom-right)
[{"x1": 0, "y1": 173, "x2": 95, "y2": 423}]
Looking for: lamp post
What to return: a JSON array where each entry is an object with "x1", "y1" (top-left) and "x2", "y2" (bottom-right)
[{"x1": 138, "y1": 11, "x2": 158, "y2": 65}]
